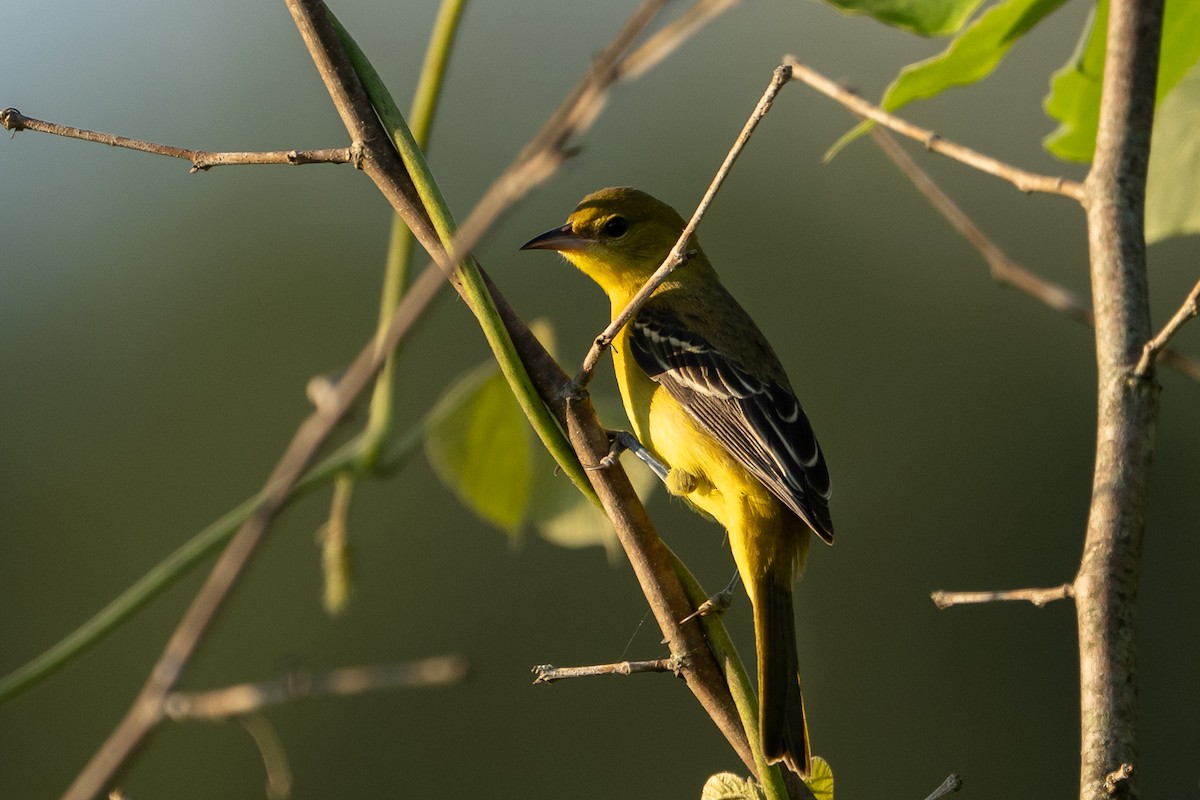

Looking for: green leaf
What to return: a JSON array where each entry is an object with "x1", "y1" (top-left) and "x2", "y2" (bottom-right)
[
  {"x1": 1157, "y1": 0, "x2": 1200, "y2": 115},
  {"x1": 528, "y1": 394, "x2": 656, "y2": 556},
  {"x1": 424, "y1": 362, "x2": 533, "y2": 538},
  {"x1": 1045, "y1": 0, "x2": 1200, "y2": 162},
  {"x1": 820, "y1": 0, "x2": 986, "y2": 36},
  {"x1": 805, "y1": 756, "x2": 835, "y2": 800},
  {"x1": 826, "y1": 0, "x2": 1068, "y2": 158},
  {"x1": 882, "y1": 0, "x2": 1068, "y2": 110},
  {"x1": 1043, "y1": 0, "x2": 1108, "y2": 161},
  {"x1": 700, "y1": 772, "x2": 765, "y2": 800},
  {"x1": 423, "y1": 322, "x2": 652, "y2": 549},
  {"x1": 1146, "y1": 63, "x2": 1200, "y2": 242},
  {"x1": 530, "y1": 450, "x2": 657, "y2": 558}
]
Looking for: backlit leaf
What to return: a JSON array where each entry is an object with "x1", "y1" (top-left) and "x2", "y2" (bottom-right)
[
  {"x1": 821, "y1": 0, "x2": 985, "y2": 36},
  {"x1": 425, "y1": 362, "x2": 532, "y2": 538}
]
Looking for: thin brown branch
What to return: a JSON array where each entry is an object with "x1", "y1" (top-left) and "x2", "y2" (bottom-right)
[
  {"x1": 163, "y1": 655, "x2": 469, "y2": 720},
  {"x1": 931, "y1": 583, "x2": 1075, "y2": 610},
  {"x1": 0, "y1": 108, "x2": 356, "y2": 172},
  {"x1": 870, "y1": 126, "x2": 1200, "y2": 382},
  {"x1": 561, "y1": 396, "x2": 757, "y2": 773},
  {"x1": 532, "y1": 657, "x2": 681, "y2": 684},
  {"x1": 782, "y1": 58, "x2": 1085, "y2": 201},
  {"x1": 574, "y1": 64, "x2": 793, "y2": 389},
  {"x1": 1134, "y1": 276, "x2": 1200, "y2": 378}
]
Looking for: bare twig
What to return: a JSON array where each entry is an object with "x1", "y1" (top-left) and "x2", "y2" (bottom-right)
[
  {"x1": 924, "y1": 773, "x2": 964, "y2": 800},
  {"x1": 532, "y1": 657, "x2": 681, "y2": 684},
  {"x1": 782, "y1": 58, "x2": 1086, "y2": 201},
  {"x1": 0, "y1": 108, "x2": 356, "y2": 172},
  {"x1": 1134, "y1": 276, "x2": 1200, "y2": 378},
  {"x1": 574, "y1": 64, "x2": 793, "y2": 388},
  {"x1": 931, "y1": 584, "x2": 1075, "y2": 610},
  {"x1": 164, "y1": 655, "x2": 469, "y2": 720},
  {"x1": 1104, "y1": 763, "x2": 1134, "y2": 794}
]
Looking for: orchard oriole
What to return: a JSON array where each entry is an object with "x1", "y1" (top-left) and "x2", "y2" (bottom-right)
[{"x1": 523, "y1": 187, "x2": 833, "y2": 776}]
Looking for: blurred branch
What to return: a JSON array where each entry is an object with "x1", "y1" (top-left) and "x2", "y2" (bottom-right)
[
  {"x1": 532, "y1": 657, "x2": 681, "y2": 684},
  {"x1": 0, "y1": 108, "x2": 356, "y2": 172},
  {"x1": 0, "y1": 432, "x2": 369, "y2": 706},
  {"x1": 931, "y1": 583, "x2": 1074, "y2": 610},
  {"x1": 617, "y1": 0, "x2": 741, "y2": 81},
  {"x1": 870, "y1": 128, "x2": 1091, "y2": 323},
  {"x1": 61, "y1": 242, "x2": 450, "y2": 800},
  {"x1": 869, "y1": 127, "x2": 1200, "y2": 382},
  {"x1": 782, "y1": 58, "x2": 1085, "y2": 201},
  {"x1": 164, "y1": 655, "x2": 469, "y2": 720}
]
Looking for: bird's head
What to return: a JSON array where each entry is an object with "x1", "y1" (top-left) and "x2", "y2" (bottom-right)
[{"x1": 522, "y1": 187, "x2": 703, "y2": 299}]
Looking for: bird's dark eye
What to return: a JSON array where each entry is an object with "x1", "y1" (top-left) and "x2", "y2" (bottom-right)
[{"x1": 602, "y1": 216, "x2": 630, "y2": 238}]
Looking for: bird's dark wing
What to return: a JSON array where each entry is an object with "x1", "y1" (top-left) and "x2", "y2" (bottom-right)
[{"x1": 628, "y1": 302, "x2": 833, "y2": 542}]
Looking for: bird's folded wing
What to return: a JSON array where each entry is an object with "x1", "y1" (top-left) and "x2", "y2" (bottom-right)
[{"x1": 629, "y1": 306, "x2": 833, "y2": 542}]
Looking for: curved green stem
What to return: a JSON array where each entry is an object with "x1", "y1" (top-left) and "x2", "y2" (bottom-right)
[
  {"x1": 672, "y1": 554, "x2": 791, "y2": 800},
  {"x1": 0, "y1": 434, "x2": 401, "y2": 705},
  {"x1": 330, "y1": 11, "x2": 595, "y2": 503},
  {"x1": 361, "y1": 0, "x2": 468, "y2": 470}
]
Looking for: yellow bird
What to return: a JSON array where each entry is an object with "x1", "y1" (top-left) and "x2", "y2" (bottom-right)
[{"x1": 522, "y1": 187, "x2": 833, "y2": 776}]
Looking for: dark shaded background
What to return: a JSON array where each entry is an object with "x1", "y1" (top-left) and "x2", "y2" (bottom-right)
[{"x1": 3, "y1": 1, "x2": 1198, "y2": 797}]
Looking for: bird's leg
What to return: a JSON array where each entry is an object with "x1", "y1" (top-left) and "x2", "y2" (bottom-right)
[
  {"x1": 680, "y1": 572, "x2": 742, "y2": 623},
  {"x1": 592, "y1": 430, "x2": 669, "y2": 480}
]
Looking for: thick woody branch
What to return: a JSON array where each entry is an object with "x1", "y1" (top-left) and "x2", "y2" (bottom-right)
[{"x1": 1076, "y1": 0, "x2": 1163, "y2": 799}]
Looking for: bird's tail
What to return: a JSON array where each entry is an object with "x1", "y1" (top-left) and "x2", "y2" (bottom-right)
[{"x1": 754, "y1": 574, "x2": 811, "y2": 777}]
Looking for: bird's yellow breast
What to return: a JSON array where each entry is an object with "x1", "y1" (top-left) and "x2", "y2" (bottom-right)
[{"x1": 611, "y1": 324, "x2": 801, "y2": 585}]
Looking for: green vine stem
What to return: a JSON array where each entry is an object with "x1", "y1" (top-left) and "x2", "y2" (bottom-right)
[{"x1": 329, "y1": 11, "x2": 596, "y2": 502}]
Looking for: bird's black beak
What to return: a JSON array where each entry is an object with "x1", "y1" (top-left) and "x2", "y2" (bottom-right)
[{"x1": 520, "y1": 223, "x2": 592, "y2": 252}]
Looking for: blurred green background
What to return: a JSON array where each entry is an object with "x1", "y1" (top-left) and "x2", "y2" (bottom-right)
[{"x1": 3, "y1": 1, "x2": 1198, "y2": 797}]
